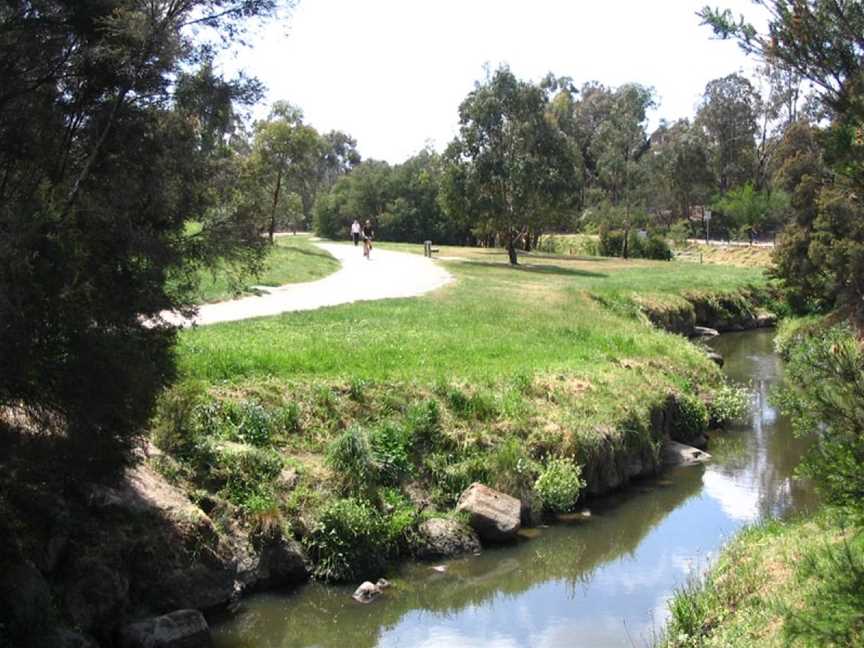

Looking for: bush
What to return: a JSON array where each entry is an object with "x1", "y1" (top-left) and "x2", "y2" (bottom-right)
[
  {"x1": 534, "y1": 456, "x2": 585, "y2": 513},
  {"x1": 405, "y1": 399, "x2": 442, "y2": 444},
  {"x1": 326, "y1": 426, "x2": 377, "y2": 495},
  {"x1": 215, "y1": 446, "x2": 283, "y2": 513},
  {"x1": 598, "y1": 227, "x2": 626, "y2": 257},
  {"x1": 489, "y1": 437, "x2": 538, "y2": 496},
  {"x1": 369, "y1": 422, "x2": 414, "y2": 484},
  {"x1": 304, "y1": 497, "x2": 392, "y2": 581},
  {"x1": 642, "y1": 234, "x2": 673, "y2": 260},
  {"x1": 707, "y1": 384, "x2": 750, "y2": 426},
  {"x1": 670, "y1": 394, "x2": 709, "y2": 443},
  {"x1": 774, "y1": 324, "x2": 864, "y2": 521}
]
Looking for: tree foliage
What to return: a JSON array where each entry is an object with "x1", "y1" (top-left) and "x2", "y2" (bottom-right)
[
  {"x1": 441, "y1": 66, "x2": 581, "y2": 264},
  {"x1": 0, "y1": 0, "x2": 279, "y2": 477},
  {"x1": 702, "y1": 1, "x2": 864, "y2": 323}
]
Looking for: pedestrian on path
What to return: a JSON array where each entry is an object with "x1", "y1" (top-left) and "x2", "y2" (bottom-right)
[
  {"x1": 351, "y1": 219, "x2": 361, "y2": 246},
  {"x1": 362, "y1": 219, "x2": 374, "y2": 259}
]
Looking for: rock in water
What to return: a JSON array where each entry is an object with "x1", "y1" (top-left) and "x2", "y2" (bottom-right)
[
  {"x1": 352, "y1": 581, "x2": 382, "y2": 604},
  {"x1": 415, "y1": 518, "x2": 481, "y2": 559},
  {"x1": 692, "y1": 326, "x2": 719, "y2": 339},
  {"x1": 456, "y1": 483, "x2": 521, "y2": 543},
  {"x1": 706, "y1": 351, "x2": 724, "y2": 367},
  {"x1": 662, "y1": 441, "x2": 712, "y2": 467},
  {"x1": 118, "y1": 609, "x2": 211, "y2": 648}
]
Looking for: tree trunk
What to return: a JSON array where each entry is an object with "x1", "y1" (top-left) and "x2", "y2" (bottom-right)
[
  {"x1": 507, "y1": 238, "x2": 518, "y2": 265},
  {"x1": 269, "y1": 168, "x2": 283, "y2": 244}
]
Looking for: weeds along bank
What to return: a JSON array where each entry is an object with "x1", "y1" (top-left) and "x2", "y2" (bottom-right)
[
  {"x1": 0, "y1": 248, "x2": 775, "y2": 646},
  {"x1": 159, "y1": 250, "x2": 774, "y2": 575}
]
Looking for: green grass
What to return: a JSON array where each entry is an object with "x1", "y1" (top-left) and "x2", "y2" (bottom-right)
[
  {"x1": 153, "y1": 242, "x2": 771, "y2": 580},
  {"x1": 178, "y1": 242, "x2": 764, "y2": 383},
  {"x1": 661, "y1": 511, "x2": 864, "y2": 647},
  {"x1": 191, "y1": 235, "x2": 339, "y2": 303}
]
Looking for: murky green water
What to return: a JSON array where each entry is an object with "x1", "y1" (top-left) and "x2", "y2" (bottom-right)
[{"x1": 213, "y1": 329, "x2": 816, "y2": 648}]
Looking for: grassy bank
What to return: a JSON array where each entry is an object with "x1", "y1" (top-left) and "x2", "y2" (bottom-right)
[
  {"x1": 661, "y1": 511, "x2": 864, "y2": 647},
  {"x1": 155, "y1": 243, "x2": 768, "y2": 581},
  {"x1": 189, "y1": 235, "x2": 339, "y2": 303}
]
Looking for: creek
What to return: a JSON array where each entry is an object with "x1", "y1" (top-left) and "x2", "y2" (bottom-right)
[{"x1": 212, "y1": 329, "x2": 816, "y2": 648}]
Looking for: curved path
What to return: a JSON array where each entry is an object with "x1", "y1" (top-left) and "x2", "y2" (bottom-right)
[{"x1": 163, "y1": 243, "x2": 453, "y2": 327}]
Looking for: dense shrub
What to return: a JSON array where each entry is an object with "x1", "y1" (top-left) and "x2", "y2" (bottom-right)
[
  {"x1": 774, "y1": 324, "x2": 864, "y2": 521},
  {"x1": 707, "y1": 384, "x2": 750, "y2": 426},
  {"x1": 326, "y1": 426, "x2": 378, "y2": 495},
  {"x1": 534, "y1": 457, "x2": 585, "y2": 513},
  {"x1": 670, "y1": 394, "x2": 709, "y2": 443},
  {"x1": 489, "y1": 437, "x2": 539, "y2": 496},
  {"x1": 304, "y1": 497, "x2": 393, "y2": 581},
  {"x1": 215, "y1": 446, "x2": 283, "y2": 514},
  {"x1": 369, "y1": 422, "x2": 414, "y2": 484}
]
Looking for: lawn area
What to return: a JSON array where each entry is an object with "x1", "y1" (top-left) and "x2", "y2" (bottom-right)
[
  {"x1": 177, "y1": 242, "x2": 765, "y2": 384},
  {"x1": 154, "y1": 242, "x2": 771, "y2": 581},
  {"x1": 191, "y1": 234, "x2": 340, "y2": 303}
]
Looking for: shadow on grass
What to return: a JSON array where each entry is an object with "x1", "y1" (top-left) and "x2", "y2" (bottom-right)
[
  {"x1": 282, "y1": 245, "x2": 336, "y2": 260},
  {"x1": 461, "y1": 260, "x2": 607, "y2": 278}
]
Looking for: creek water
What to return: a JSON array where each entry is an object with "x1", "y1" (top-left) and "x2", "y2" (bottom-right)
[{"x1": 212, "y1": 329, "x2": 816, "y2": 648}]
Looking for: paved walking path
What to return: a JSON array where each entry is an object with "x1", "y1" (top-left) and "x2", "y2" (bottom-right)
[{"x1": 162, "y1": 242, "x2": 453, "y2": 327}]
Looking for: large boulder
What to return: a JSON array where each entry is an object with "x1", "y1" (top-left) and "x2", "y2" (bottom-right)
[
  {"x1": 63, "y1": 559, "x2": 129, "y2": 633},
  {"x1": 662, "y1": 441, "x2": 712, "y2": 467},
  {"x1": 456, "y1": 483, "x2": 521, "y2": 543},
  {"x1": 415, "y1": 518, "x2": 481, "y2": 560},
  {"x1": 118, "y1": 609, "x2": 211, "y2": 648}
]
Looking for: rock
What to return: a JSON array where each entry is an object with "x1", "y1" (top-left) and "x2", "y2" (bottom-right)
[
  {"x1": 118, "y1": 609, "x2": 211, "y2": 648},
  {"x1": 0, "y1": 562, "x2": 53, "y2": 629},
  {"x1": 706, "y1": 351, "x2": 724, "y2": 367},
  {"x1": 755, "y1": 312, "x2": 777, "y2": 328},
  {"x1": 692, "y1": 326, "x2": 719, "y2": 339},
  {"x1": 53, "y1": 629, "x2": 100, "y2": 648},
  {"x1": 160, "y1": 565, "x2": 236, "y2": 613},
  {"x1": 352, "y1": 581, "x2": 383, "y2": 604},
  {"x1": 260, "y1": 536, "x2": 310, "y2": 587},
  {"x1": 39, "y1": 528, "x2": 70, "y2": 574},
  {"x1": 63, "y1": 559, "x2": 129, "y2": 632},
  {"x1": 519, "y1": 491, "x2": 544, "y2": 527},
  {"x1": 662, "y1": 441, "x2": 712, "y2": 467},
  {"x1": 415, "y1": 518, "x2": 481, "y2": 560},
  {"x1": 456, "y1": 483, "x2": 521, "y2": 543}
]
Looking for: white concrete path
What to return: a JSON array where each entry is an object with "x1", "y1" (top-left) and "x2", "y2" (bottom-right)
[{"x1": 162, "y1": 242, "x2": 453, "y2": 327}]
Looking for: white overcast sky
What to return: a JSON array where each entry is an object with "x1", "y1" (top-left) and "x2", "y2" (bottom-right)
[{"x1": 223, "y1": 0, "x2": 768, "y2": 163}]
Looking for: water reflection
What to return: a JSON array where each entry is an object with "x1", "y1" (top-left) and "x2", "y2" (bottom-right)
[{"x1": 213, "y1": 329, "x2": 814, "y2": 648}]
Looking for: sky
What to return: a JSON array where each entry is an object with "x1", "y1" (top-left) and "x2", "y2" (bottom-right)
[{"x1": 223, "y1": 0, "x2": 768, "y2": 164}]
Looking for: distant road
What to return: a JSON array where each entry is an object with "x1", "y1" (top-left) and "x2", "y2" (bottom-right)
[{"x1": 160, "y1": 242, "x2": 453, "y2": 327}]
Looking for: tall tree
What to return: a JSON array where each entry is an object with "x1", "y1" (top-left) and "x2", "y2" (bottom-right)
[
  {"x1": 441, "y1": 66, "x2": 580, "y2": 264},
  {"x1": 702, "y1": 1, "x2": 864, "y2": 324},
  {"x1": 696, "y1": 73, "x2": 761, "y2": 193},
  {"x1": 251, "y1": 102, "x2": 320, "y2": 242},
  {"x1": 0, "y1": 0, "x2": 278, "y2": 477}
]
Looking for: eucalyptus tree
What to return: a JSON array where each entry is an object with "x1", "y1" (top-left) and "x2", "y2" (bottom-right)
[
  {"x1": 0, "y1": 0, "x2": 281, "y2": 477},
  {"x1": 251, "y1": 102, "x2": 321, "y2": 241},
  {"x1": 695, "y1": 73, "x2": 761, "y2": 193},
  {"x1": 441, "y1": 66, "x2": 581, "y2": 264}
]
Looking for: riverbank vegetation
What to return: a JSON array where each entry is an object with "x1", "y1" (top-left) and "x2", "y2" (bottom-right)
[
  {"x1": 661, "y1": 2, "x2": 864, "y2": 644},
  {"x1": 150, "y1": 249, "x2": 768, "y2": 583}
]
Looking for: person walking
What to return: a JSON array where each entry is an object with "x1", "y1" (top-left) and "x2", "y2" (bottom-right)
[
  {"x1": 350, "y1": 219, "x2": 361, "y2": 246},
  {"x1": 362, "y1": 219, "x2": 374, "y2": 259}
]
